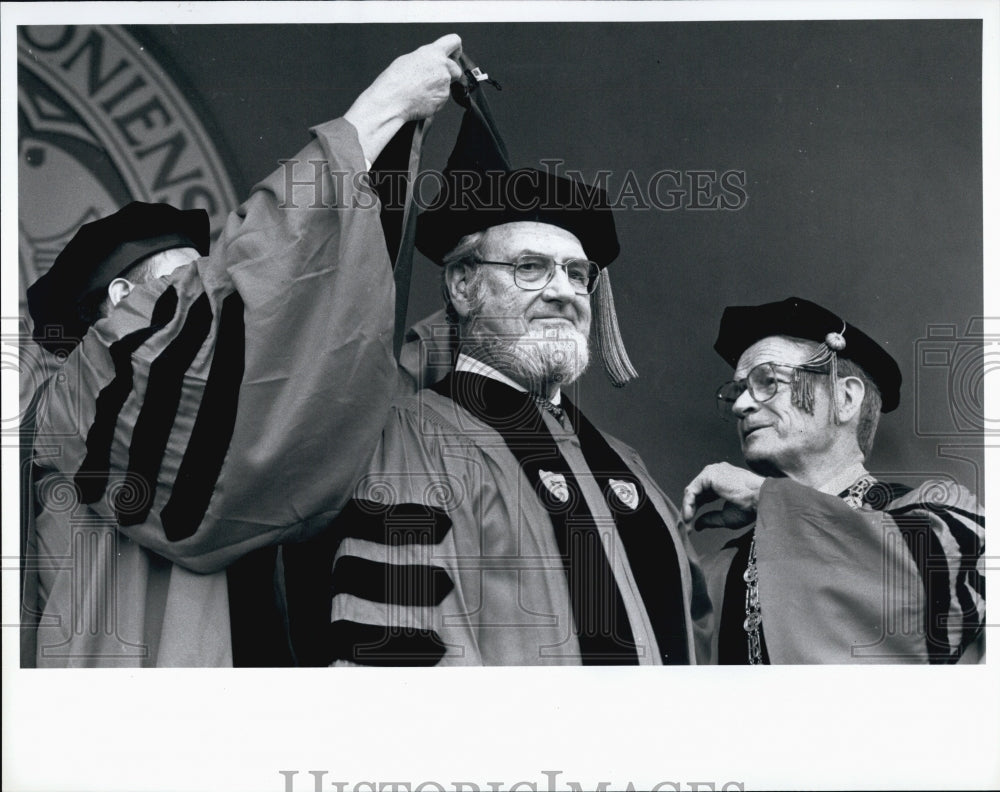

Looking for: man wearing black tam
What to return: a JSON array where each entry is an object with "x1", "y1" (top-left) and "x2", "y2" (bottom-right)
[
  {"x1": 22, "y1": 202, "x2": 217, "y2": 668},
  {"x1": 26, "y1": 202, "x2": 209, "y2": 356},
  {"x1": 281, "y1": 59, "x2": 709, "y2": 667},
  {"x1": 682, "y1": 297, "x2": 985, "y2": 664}
]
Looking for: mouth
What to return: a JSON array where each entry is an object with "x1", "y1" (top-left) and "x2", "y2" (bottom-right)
[{"x1": 741, "y1": 424, "x2": 768, "y2": 440}]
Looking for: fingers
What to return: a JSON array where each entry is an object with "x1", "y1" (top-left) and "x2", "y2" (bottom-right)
[
  {"x1": 444, "y1": 58, "x2": 463, "y2": 82},
  {"x1": 683, "y1": 462, "x2": 764, "y2": 527},
  {"x1": 681, "y1": 487, "x2": 696, "y2": 522},
  {"x1": 430, "y1": 33, "x2": 463, "y2": 58},
  {"x1": 681, "y1": 469, "x2": 712, "y2": 522},
  {"x1": 683, "y1": 465, "x2": 719, "y2": 521},
  {"x1": 428, "y1": 34, "x2": 463, "y2": 81}
]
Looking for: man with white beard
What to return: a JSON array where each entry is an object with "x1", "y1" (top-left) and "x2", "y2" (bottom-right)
[{"x1": 282, "y1": 101, "x2": 710, "y2": 667}]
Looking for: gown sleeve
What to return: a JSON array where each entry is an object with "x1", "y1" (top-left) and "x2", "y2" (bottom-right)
[
  {"x1": 32, "y1": 118, "x2": 398, "y2": 573},
  {"x1": 754, "y1": 477, "x2": 984, "y2": 663}
]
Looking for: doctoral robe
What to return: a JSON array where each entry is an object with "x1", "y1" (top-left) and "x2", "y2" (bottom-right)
[
  {"x1": 284, "y1": 368, "x2": 712, "y2": 666},
  {"x1": 701, "y1": 477, "x2": 985, "y2": 664},
  {"x1": 23, "y1": 118, "x2": 397, "y2": 666}
]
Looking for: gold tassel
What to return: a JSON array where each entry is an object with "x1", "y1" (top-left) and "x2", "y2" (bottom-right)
[
  {"x1": 823, "y1": 326, "x2": 846, "y2": 425},
  {"x1": 593, "y1": 269, "x2": 638, "y2": 387},
  {"x1": 793, "y1": 333, "x2": 844, "y2": 422}
]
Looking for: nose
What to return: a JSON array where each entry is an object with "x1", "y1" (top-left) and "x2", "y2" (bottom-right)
[
  {"x1": 732, "y1": 385, "x2": 758, "y2": 418},
  {"x1": 541, "y1": 263, "x2": 578, "y2": 302}
]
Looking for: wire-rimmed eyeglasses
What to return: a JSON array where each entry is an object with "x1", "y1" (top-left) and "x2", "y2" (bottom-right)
[
  {"x1": 716, "y1": 361, "x2": 830, "y2": 420},
  {"x1": 476, "y1": 254, "x2": 601, "y2": 295}
]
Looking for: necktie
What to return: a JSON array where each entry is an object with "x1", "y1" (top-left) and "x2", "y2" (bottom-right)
[{"x1": 532, "y1": 396, "x2": 567, "y2": 427}]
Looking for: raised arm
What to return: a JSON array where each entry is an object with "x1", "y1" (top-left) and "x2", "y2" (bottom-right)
[
  {"x1": 33, "y1": 36, "x2": 462, "y2": 573},
  {"x1": 345, "y1": 34, "x2": 462, "y2": 164}
]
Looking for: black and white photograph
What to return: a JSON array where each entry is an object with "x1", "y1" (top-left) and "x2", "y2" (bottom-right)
[{"x1": 3, "y1": 2, "x2": 997, "y2": 790}]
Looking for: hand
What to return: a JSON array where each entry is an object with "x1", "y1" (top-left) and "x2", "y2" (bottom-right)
[
  {"x1": 681, "y1": 462, "x2": 765, "y2": 528},
  {"x1": 345, "y1": 34, "x2": 463, "y2": 162},
  {"x1": 376, "y1": 34, "x2": 464, "y2": 122}
]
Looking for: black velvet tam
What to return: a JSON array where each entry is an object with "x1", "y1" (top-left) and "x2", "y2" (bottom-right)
[
  {"x1": 714, "y1": 296, "x2": 901, "y2": 412},
  {"x1": 27, "y1": 202, "x2": 209, "y2": 354}
]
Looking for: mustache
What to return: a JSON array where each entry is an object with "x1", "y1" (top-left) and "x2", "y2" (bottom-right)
[{"x1": 463, "y1": 313, "x2": 587, "y2": 337}]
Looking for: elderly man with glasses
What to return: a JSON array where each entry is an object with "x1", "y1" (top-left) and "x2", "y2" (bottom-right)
[
  {"x1": 682, "y1": 297, "x2": 985, "y2": 664},
  {"x1": 281, "y1": 96, "x2": 711, "y2": 668}
]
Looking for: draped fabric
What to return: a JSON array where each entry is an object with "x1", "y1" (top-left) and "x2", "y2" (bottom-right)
[
  {"x1": 699, "y1": 477, "x2": 985, "y2": 664},
  {"x1": 284, "y1": 369, "x2": 710, "y2": 666},
  {"x1": 23, "y1": 118, "x2": 397, "y2": 666}
]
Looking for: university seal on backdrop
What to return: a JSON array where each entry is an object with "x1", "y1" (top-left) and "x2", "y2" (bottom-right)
[{"x1": 14, "y1": 25, "x2": 238, "y2": 410}]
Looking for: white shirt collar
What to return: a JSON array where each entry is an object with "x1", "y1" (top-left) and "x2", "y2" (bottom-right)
[
  {"x1": 816, "y1": 462, "x2": 871, "y2": 496},
  {"x1": 455, "y1": 353, "x2": 561, "y2": 404}
]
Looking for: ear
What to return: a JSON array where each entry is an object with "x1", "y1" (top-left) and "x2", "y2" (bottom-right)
[
  {"x1": 107, "y1": 277, "x2": 134, "y2": 308},
  {"x1": 836, "y1": 375, "x2": 865, "y2": 423},
  {"x1": 445, "y1": 262, "x2": 476, "y2": 319}
]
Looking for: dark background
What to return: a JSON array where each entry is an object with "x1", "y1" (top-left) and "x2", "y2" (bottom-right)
[{"x1": 128, "y1": 20, "x2": 984, "y2": 518}]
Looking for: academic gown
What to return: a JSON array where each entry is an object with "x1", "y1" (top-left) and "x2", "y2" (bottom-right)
[
  {"x1": 283, "y1": 358, "x2": 713, "y2": 667},
  {"x1": 700, "y1": 476, "x2": 985, "y2": 664},
  {"x1": 22, "y1": 118, "x2": 398, "y2": 666}
]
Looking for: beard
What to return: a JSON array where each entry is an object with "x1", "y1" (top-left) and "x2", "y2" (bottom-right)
[
  {"x1": 460, "y1": 278, "x2": 591, "y2": 393},
  {"x1": 464, "y1": 329, "x2": 591, "y2": 391}
]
